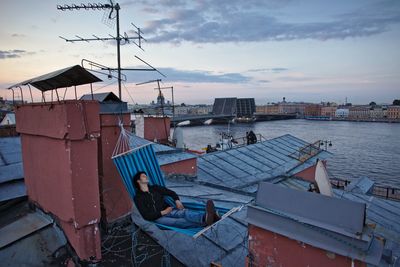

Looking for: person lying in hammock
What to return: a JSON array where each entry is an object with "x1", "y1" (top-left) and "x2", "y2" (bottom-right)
[{"x1": 133, "y1": 171, "x2": 220, "y2": 229}]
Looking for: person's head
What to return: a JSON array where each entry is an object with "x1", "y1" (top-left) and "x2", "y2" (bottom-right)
[{"x1": 133, "y1": 171, "x2": 149, "y2": 191}]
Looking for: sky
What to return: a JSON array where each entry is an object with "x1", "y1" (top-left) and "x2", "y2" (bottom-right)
[{"x1": 0, "y1": 0, "x2": 399, "y2": 105}]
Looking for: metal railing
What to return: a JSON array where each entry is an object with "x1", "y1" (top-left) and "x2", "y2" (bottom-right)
[
  {"x1": 288, "y1": 140, "x2": 321, "y2": 162},
  {"x1": 330, "y1": 178, "x2": 400, "y2": 201}
]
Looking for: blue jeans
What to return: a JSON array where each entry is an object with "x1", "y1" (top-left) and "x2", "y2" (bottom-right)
[{"x1": 155, "y1": 209, "x2": 205, "y2": 229}]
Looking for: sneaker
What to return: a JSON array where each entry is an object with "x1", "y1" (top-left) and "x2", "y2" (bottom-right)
[{"x1": 205, "y1": 200, "x2": 216, "y2": 226}]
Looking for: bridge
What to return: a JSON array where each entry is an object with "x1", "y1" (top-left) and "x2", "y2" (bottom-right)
[{"x1": 171, "y1": 113, "x2": 297, "y2": 126}]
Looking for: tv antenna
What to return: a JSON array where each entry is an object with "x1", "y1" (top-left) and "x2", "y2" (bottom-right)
[
  {"x1": 155, "y1": 86, "x2": 175, "y2": 128},
  {"x1": 57, "y1": 1, "x2": 164, "y2": 99},
  {"x1": 136, "y1": 79, "x2": 169, "y2": 141}
]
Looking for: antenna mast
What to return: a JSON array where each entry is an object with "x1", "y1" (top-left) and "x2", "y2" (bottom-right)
[{"x1": 57, "y1": 1, "x2": 145, "y2": 99}]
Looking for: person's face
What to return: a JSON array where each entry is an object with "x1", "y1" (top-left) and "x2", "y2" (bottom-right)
[{"x1": 139, "y1": 173, "x2": 148, "y2": 185}]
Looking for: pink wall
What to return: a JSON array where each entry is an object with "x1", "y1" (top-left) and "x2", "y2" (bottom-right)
[
  {"x1": 160, "y1": 158, "x2": 197, "y2": 177},
  {"x1": 98, "y1": 113, "x2": 132, "y2": 223},
  {"x1": 16, "y1": 101, "x2": 102, "y2": 261},
  {"x1": 294, "y1": 160, "x2": 327, "y2": 182},
  {"x1": 144, "y1": 117, "x2": 170, "y2": 143},
  {"x1": 248, "y1": 224, "x2": 366, "y2": 267}
]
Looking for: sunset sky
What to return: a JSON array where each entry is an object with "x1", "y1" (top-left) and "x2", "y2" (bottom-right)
[{"x1": 1, "y1": 0, "x2": 399, "y2": 104}]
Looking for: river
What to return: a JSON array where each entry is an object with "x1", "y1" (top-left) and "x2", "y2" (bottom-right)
[{"x1": 178, "y1": 119, "x2": 400, "y2": 187}]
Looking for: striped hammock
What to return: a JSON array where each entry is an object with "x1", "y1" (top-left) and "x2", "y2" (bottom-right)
[{"x1": 111, "y1": 124, "x2": 228, "y2": 236}]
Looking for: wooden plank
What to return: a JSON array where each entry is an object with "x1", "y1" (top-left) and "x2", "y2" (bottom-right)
[{"x1": 193, "y1": 205, "x2": 245, "y2": 239}]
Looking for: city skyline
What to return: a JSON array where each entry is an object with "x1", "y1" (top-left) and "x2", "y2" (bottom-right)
[{"x1": 1, "y1": 0, "x2": 399, "y2": 105}]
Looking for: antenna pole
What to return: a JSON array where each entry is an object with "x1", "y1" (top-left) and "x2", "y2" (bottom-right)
[{"x1": 116, "y1": 3, "x2": 122, "y2": 99}]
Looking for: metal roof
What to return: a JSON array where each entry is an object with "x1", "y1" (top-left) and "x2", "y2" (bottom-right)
[
  {"x1": 127, "y1": 134, "x2": 197, "y2": 166},
  {"x1": 0, "y1": 209, "x2": 67, "y2": 266},
  {"x1": 0, "y1": 113, "x2": 16, "y2": 126},
  {"x1": 0, "y1": 137, "x2": 23, "y2": 183},
  {"x1": 80, "y1": 92, "x2": 121, "y2": 102},
  {"x1": 8, "y1": 65, "x2": 102, "y2": 91},
  {"x1": 196, "y1": 134, "x2": 331, "y2": 193},
  {"x1": 278, "y1": 177, "x2": 400, "y2": 260},
  {"x1": 254, "y1": 182, "x2": 366, "y2": 238}
]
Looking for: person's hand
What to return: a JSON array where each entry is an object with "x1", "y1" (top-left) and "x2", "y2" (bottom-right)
[
  {"x1": 175, "y1": 200, "x2": 184, "y2": 210},
  {"x1": 161, "y1": 206, "x2": 173, "y2": 216}
]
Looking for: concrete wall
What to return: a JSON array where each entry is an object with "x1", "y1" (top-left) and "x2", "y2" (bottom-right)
[
  {"x1": 16, "y1": 101, "x2": 102, "y2": 261},
  {"x1": 248, "y1": 224, "x2": 366, "y2": 267}
]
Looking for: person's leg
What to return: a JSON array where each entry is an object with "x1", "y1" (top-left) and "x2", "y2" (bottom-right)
[
  {"x1": 155, "y1": 211, "x2": 204, "y2": 229},
  {"x1": 161, "y1": 209, "x2": 205, "y2": 225},
  {"x1": 183, "y1": 209, "x2": 205, "y2": 225}
]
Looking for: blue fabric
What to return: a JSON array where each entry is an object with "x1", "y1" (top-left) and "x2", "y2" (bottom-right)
[
  {"x1": 113, "y1": 144, "x2": 164, "y2": 199},
  {"x1": 112, "y1": 143, "x2": 229, "y2": 236}
]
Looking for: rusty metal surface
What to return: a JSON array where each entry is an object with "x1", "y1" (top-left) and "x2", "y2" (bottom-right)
[{"x1": 9, "y1": 65, "x2": 102, "y2": 91}]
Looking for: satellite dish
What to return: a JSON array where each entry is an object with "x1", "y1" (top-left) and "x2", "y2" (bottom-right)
[
  {"x1": 173, "y1": 127, "x2": 184, "y2": 149},
  {"x1": 315, "y1": 159, "x2": 333, "y2": 196}
]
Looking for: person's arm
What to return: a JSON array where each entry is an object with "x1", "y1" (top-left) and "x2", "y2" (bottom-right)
[{"x1": 152, "y1": 185, "x2": 180, "y2": 200}]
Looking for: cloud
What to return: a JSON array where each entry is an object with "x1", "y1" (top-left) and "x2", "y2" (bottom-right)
[
  {"x1": 248, "y1": 68, "x2": 289, "y2": 73},
  {"x1": 11, "y1": 33, "x2": 26, "y2": 38},
  {"x1": 121, "y1": 66, "x2": 250, "y2": 84},
  {"x1": 133, "y1": 0, "x2": 400, "y2": 43},
  {"x1": 0, "y1": 50, "x2": 34, "y2": 59}
]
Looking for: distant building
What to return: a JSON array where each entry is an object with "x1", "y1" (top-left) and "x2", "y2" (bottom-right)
[
  {"x1": 304, "y1": 104, "x2": 322, "y2": 117},
  {"x1": 279, "y1": 103, "x2": 307, "y2": 115},
  {"x1": 321, "y1": 106, "x2": 337, "y2": 118},
  {"x1": 256, "y1": 104, "x2": 279, "y2": 114},
  {"x1": 387, "y1": 106, "x2": 400, "y2": 120},
  {"x1": 348, "y1": 106, "x2": 370, "y2": 120},
  {"x1": 369, "y1": 106, "x2": 386, "y2": 120},
  {"x1": 335, "y1": 108, "x2": 349, "y2": 118},
  {"x1": 0, "y1": 113, "x2": 16, "y2": 126}
]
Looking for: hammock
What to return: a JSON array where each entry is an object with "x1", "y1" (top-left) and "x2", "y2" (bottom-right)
[{"x1": 111, "y1": 122, "x2": 229, "y2": 236}]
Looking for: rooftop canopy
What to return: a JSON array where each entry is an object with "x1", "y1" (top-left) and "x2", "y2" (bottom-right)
[{"x1": 8, "y1": 65, "x2": 102, "y2": 92}]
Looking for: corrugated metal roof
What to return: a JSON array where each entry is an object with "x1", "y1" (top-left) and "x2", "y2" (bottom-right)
[
  {"x1": 80, "y1": 92, "x2": 121, "y2": 102},
  {"x1": 8, "y1": 65, "x2": 102, "y2": 91},
  {"x1": 277, "y1": 177, "x2": 400, "y2": 259},
  {"x1": 255, "y1": 182, "x2": 366, "y2": 238},
  {"x1": 0, "y1": 209, "x2": 67, "y2": 266},
  {"x1": 0, "y1": 113, "x2": 16, "y2": 126},
  {"x1": 0, "y1": 211, "x2": 53, "y2": 249},
  {"x1": 196, "y1": 134, "x2": 331, "y2": 193},
  {"x1": 127, "y1": 134, "x2": 197, "y2": 166},
  {"x1": 0, "y1": 181, "x2": 26, "y2": 202},
  {"x1": 0, "y1": 137, "x2": 24, "y2": 183}
]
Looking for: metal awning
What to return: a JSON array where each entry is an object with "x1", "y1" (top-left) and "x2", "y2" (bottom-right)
[{"x1": 8, "y1": 65, "x2": 102, "y2": 91}]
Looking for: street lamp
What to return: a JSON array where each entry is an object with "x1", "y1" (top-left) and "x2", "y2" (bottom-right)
[{"x1": 319, "y1": 140, "x2": 332, "y2": 150}]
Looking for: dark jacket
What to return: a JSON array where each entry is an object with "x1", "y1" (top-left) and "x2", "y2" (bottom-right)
[{"x1": 134, "y1": 185, "x2": 180, "y2": 221}]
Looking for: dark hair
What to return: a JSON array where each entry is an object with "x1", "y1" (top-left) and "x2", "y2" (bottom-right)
[{"x1": 133, "y1": 171, "x2": 146, "y2": 190}]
